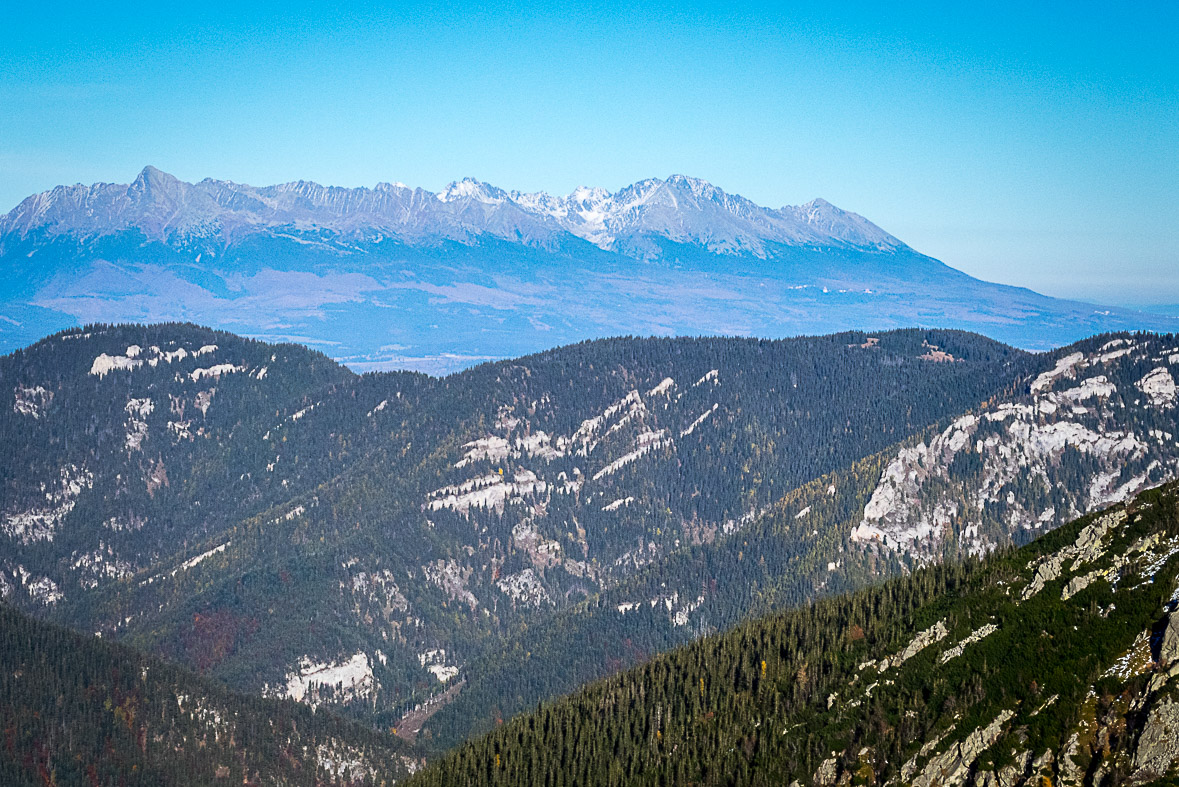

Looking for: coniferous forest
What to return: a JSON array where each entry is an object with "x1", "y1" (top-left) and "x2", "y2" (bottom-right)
[
  {"x1": 2, "y1": 324, "x2": 1179, "y2": 785},
  {"x1": 409, "y1": 482, "x2": 1179, "y2": 787},
  {"x1": 0, "y1": 604, "x2": 418, "y2": 785}
]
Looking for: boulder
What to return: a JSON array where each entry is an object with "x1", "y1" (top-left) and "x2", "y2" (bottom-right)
[{"x1": 1132, "y1": 698, "x2": 1179, "y2": 780}]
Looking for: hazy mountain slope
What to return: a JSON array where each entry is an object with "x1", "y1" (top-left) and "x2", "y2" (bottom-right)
[
  {"x1": 2, "y1": 169, "x2": 1174, "y2": 372},
  {"x1": 408, "y1": 481, "x2": 1179, "y2": 787},
  {"x1": 0, "y1": 603, "x2": 418, "y2": 785}
]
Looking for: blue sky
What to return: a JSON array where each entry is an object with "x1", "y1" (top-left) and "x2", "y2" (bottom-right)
[{"x1": 2, "y1": 0, "x2": 1176, "y2": 304}]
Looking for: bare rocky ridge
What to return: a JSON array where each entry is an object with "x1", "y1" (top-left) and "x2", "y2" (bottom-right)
[
  {"x1": 852, "y1": 335, "x2": 1179, "y2": 562},
  {"x1": 814, "y1": 491, "x2": 1179, "y2": 787},
  {"x1": 1, "y1": 167, "x2": 903, "y2": 257}
]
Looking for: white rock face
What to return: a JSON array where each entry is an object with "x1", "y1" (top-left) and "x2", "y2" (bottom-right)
[
  {"x1": 3, "y1": 565, "x2": 64, "y2": 605},
  {"x1": 939, "y1": 623, "x2": 998, "y2": 663},
  {"x1": 592, "y1": 430, "x2": 669, "y2": 480},
  {"x1": 911, "y1": 710, "x2": 1014, "y2": 787},
  {"x1": 1138, "y1": 367, "x2": 1177, "y2": 408},
  {"x1": 496, "y1": 568, "x2": 552, "y2": 607},
  {"x1": 426, "y1": 470, "x2": 547, "y2": 515},
  {"x1": 90, "y1": 343, "x2": 220, "y2": 377},
  {"x1": 680, "y1": 404, "x2": 718, "y2": 437},
  {"x1": 13, "y1": 385, "x2": 52, "y2": 418},
  {"x1": 454, "y1": 431, "x2": 564, "y2": 469},
  {"x1": 25, "y1": 574, "x2": 63, "y2": 605},
  {"x1": 647, "y1": 377, "x2": 675, "y2": 396},
  {"x1": 455, "y1": 436, "x2": 510, "y2": 467},
  {"x1": 2, "y1": 464, "x2": 93, "y2": 544},
  {"x1": 876, "y1": 620, "x2": 949, "y2": 671},
  {"x1": 1030, "y1": 352, "x2": 1085, "y2": 393},
  {"x1": 278, "y1": 653, "x2": 375, "y2": 707},
  {"x1": 418, "y1": 649, "x2": 460, "y2": 682},
  {"x1": 173, "y1": 542, "x2": 230, "y2": 575},
  {"x1": 91, "y1": 352, "x2": 143, "y2": 377},
  {"x1": 71, "y1": 546, "x2": 135, "y2": 589},
  {"x1": 853, "y1": 340, "x2": 1179, "y2": 560},
  {"x1": 602, "y1": 496, "x2": 634, "y2": 512},
  {"x1": 189, "y1": 363, "x2": 243, "y2": 381},
  {"x1": 315, "y1": 740, "x2": 379, "y2": 783},
  {"x1": 851, "y1": 415, "x2": 978, "y2": 551},
  {"x1": 1133, "y1": 699, "x2": 1179, "y2": 779},
  {"x1": 670, "y1": 593, "x2": 706, "y2": 627},
  {"x1": 1021, "y1": 510, "x2": 1124, "y2": 601},
  {"x1": 124, "y1": 397, "x2": 154, "y2": 451},
  {"x1": 422, "y1": 559, "x2": 479, "y2": 609}
]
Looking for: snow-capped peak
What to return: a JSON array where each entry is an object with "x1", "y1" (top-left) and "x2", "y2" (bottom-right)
[
  {"x1": 568, "y1": 186, "x2": 609, "y2": 204},
  {"x1": 436, "y1": 178, "x2": 508, "y2": 204},
  {"x1": 0, "y1": 168, "x2": 908, "y2": 257}
]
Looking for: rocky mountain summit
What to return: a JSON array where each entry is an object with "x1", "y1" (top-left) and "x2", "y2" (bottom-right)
[
  {"x1": 1, "y1": 167, "x2": 903, "y2": 256},
  {"x1": 1, "y1": 169, "x2": 1175, "y2": 370}
]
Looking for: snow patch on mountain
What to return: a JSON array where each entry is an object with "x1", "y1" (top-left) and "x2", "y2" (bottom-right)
[
  {"x1": 853, "y1": 338, "x2": 1179, "y2": 560},
  {"x1": 13, "y1": 385, "x2": 52, "y2": 419},
  {"x1": 273, "y1": 653, "x2": 375, "y2": 708}
]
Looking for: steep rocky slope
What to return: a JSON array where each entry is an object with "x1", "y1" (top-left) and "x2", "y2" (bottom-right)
[
  {"x1": 409, "y1": 482, "x2": 1179, "y2": 787},
  {"x1": 853, "y1": 333, "x2": 1179, "y2": 561}
]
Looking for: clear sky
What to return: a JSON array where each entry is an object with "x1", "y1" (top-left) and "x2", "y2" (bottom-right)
[{"x1": 2, "y1": 0, "x2": 1176, "y2": 305}]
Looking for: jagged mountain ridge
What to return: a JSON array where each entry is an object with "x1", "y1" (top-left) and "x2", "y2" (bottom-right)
[
  {"x1": 1, "y1": 167, "x2": 904, "y2": 256},
  {"x1": 2, "y1": 168, "x2": 1176, "y2": 373}
]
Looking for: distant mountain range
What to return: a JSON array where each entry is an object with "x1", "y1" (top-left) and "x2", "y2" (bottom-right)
[
  {"x1": 2, "y1": 166, "x2": 902, "y2": 254},
  {"x1": 2, "y1": 167, "x2": 1175, "y2": 373}
]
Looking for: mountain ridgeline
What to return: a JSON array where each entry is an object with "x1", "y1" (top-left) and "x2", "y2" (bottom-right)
[
  {"x1": 3, "y1": 323, "x2": 1179, "y2": 778},
  {"x1": 2, "y1": 168, "x2": 1175, "y2": 371}
]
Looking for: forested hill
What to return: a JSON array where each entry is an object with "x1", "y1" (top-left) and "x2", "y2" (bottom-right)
[
  {"x1": 409, "y1": 481, "x2": 1179, "y2": 787},
  {"x1": 0, "y1": 602, "x2": 418, "y2": 785},
  {"x1": 421, "y1": 331, "x2": 1179, "y2": 751},
  {"x1": 0, "y1": 324, "x2": 1034, "y2": 741}
]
